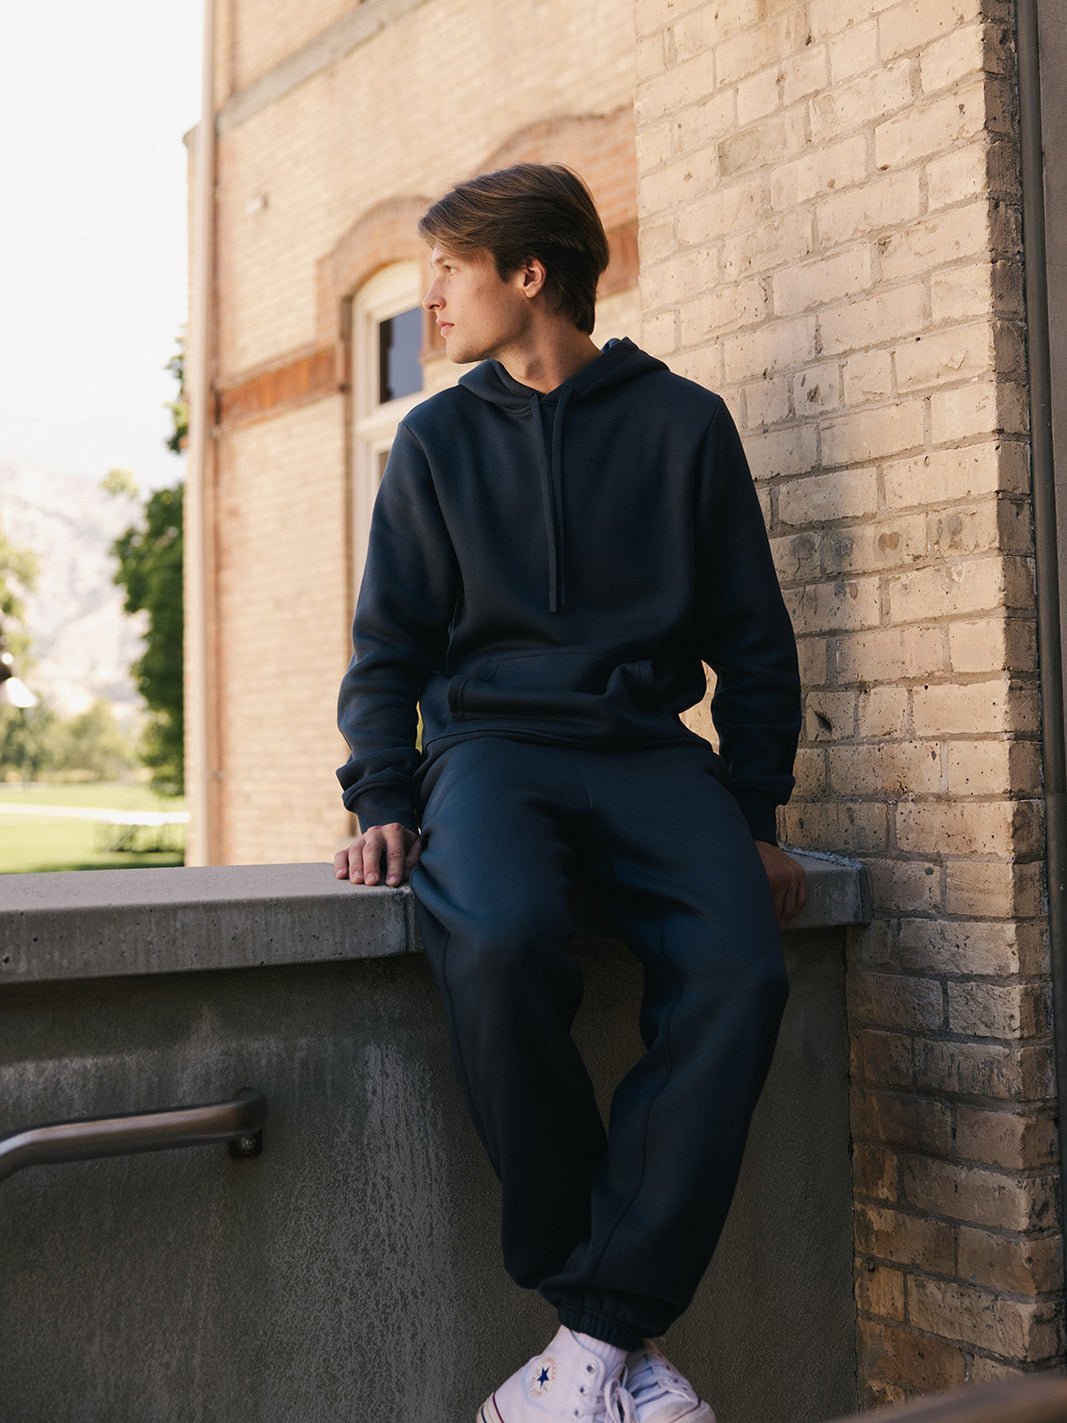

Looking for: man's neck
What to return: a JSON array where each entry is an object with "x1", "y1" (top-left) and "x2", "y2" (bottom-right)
[{"x1": 494, "y1": 329, "x2": 602, "y2": 394}]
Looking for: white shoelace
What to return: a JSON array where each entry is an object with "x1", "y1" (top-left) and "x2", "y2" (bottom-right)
[
  {"x1": 623, "y1": 1346, "x2": 698, "y2": 1410},
  {"x1": 570, "y1": 1368, "x2": 638, "y2": 1421}
]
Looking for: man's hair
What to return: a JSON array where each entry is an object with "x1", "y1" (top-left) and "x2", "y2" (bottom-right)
[{"x1": 417, "y1": 163, "x2": 610, "y2": 334}]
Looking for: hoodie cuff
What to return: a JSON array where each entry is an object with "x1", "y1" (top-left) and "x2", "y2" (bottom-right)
[
  {"x1": 347, "y1": 785, "x2": 419, "y2": 836},
  {"x1": 730, "y1": 788, "x2": 779, "y2": 846}
]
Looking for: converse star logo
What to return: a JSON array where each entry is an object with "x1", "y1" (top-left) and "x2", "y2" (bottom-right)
[{"x1": 529, "y1": 1357, "x2": 556, "y2": 1396}]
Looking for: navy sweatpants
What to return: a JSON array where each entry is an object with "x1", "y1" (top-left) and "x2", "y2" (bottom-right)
[{"x1": 409, "y1": 735, "x2": 789, "y2": 1351}]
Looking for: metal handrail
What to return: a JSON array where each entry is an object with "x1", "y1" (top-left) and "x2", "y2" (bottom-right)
[
  {"x1": 830, "y1": 1373, "x2": 1067, "y2": 1423},
  {"x1": 0, "y1": 1088, "x2": 266, "y2": 1183}
]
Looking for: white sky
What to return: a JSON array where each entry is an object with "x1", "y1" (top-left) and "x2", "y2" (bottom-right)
[{"x1": 0, "y1": 2, "x2": 203, "y2": 487}]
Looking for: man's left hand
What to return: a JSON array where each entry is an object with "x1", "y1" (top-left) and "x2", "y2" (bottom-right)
[{"x1": 754, "y1": 841, "x2": 807, "y2": 927}]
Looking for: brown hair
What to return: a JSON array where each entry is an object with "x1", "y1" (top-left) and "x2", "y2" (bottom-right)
[{"x1": 417, "y1": 163, "x2": 610, "y2": 334}]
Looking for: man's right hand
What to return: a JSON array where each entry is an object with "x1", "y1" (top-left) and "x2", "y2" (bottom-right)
[{"x1": 333, "y1": 823, "x2": 422, "y2": 887}]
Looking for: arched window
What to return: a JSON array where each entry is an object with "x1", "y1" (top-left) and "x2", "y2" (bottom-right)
[{"x1": 351, "y1": 260, "x2": 425, "y2": 584}]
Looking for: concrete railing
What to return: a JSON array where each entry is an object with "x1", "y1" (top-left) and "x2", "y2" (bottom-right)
[{"x1": 1, "y1": 853, "x2": 870, "y2": 1423}]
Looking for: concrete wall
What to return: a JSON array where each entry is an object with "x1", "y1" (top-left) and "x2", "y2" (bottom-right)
[{"x1": 1, "y1": 861, "x2": 865, "y2": 1423}]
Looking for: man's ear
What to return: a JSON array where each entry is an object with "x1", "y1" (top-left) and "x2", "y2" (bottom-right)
[{"x1": 518, "y1": 256, "x2": 547, "y2": 300}]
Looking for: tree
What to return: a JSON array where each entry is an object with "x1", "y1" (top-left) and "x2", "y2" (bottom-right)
[{"x1": 111, "y1": 482, "x2": 184, "y2": 792}]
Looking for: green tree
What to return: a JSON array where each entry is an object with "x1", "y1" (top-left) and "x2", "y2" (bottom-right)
[
  {"x1": 51, "y1": 698, "x2": 138, "y2": 781},
  {"x1": 111, "y1": 482, "x2": 184, "y2": 793}
]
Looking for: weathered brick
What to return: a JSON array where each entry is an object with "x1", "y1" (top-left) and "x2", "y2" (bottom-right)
[
  {"x1": 894, "y1": 321, "x2": 995, "y2": 393},
  {"x1": 851, "y1": 1028, "x2": 915, "y2": 1089},
  {"x1": 865, "y1": 856, "x2": 943, "y2": 916},
  {"x1": 911, "y1": 678, "x2": 1038, "y2": 737},
  {"x1": 948, "y1": 981, "x2": 1050, "y2": 1041},
  {"x1": 721, "y1": 210, "x2": 816, "y2": 283},
  {"x1": 957, "y1": 1226, "x2": 1064, "y2": 1295},
  {"x1": 896, "y1": 799, "x2": 1042, "y2": 858},
  {"x1": 878, "y1": 0, "x2": 981, "y2": 63},
  {"x1": 781, "y1": 799, "x2": 890, "y2": 852},
  {"x1": 883, "y1": 442, "x2": 1028, "y2": 510},
  {"x1": 811, "y1": 58, "x2": 913, "y2": 146},
  {"x1": 744, "y1": 422, "x2": 819, "y2": 478},
  {"x1": 945, "y1": 859, "x2": 1044, "y2": 920},
  {"x1": 848, "y1": 968, "x2": 944, "y2": 1031},
  {"x1": 944, "y1": 739, "x2": 1042, "y2": 799},
  {"x1": 772, "y1": 244, "x2": 874, "y2": 317},
  {"x1": 856, "y1": 1261, "x2": 907, "y2": 1321},
  {"x1": 948, "y1": 615, "x2": 1038, "y2": 675},
  {"x1": 854, "y1": 1202, "x2": 954, "y2": 1271},
  {"x1": 853, "y1": 1143, "x2": 902, "y2": 1202},
  {"x1": 768, "y1": 135, "x2": 869, "y2": 211},
  {"x1": 955, "y1": 1108, "x2": 1059, "y2": 1171},
  {"x1": 828, "y1": 19, "x2": 879, "y2": 83},
  {"x1": 829, "y1": 742, "x2": 942, "y2": 799},
  {"x1": 920, "y1": 21, "x2": 989, "y2": 92},
  {"x1": 875, "y1": 80, "x2": 986, "y2": 170},
  {"x1": 821, "y1": 403, "x2": 926, "y2": 466},
  {"x1": 819, "y1": 283, "x2": 926, "y2": 355},
  {"x1": 721, "y1": 313, "x2": 818, "y2": 381},
  {"x1": 804, "y1": 689, "x2": 856, "y2": 740},
  {"x1": 785, "y1": 576, "x2": 882, "y2": 634},
  {"x1": 850, "y1": 1088, "x2": 953, "y2": 1155},
  {"x1": 674, "y1": 175, "x2": 763, "y2": 245},
  {"x1": 877, "y1": 202, "x2": 989, "y2": 282},
  {"x1": 930, "y1": 379, "x2": 1030, "y2": 442},
  {"x1": 781, "y1": 43, "x2": 830, "y2": 106},
  {"x1": 858, "y1": 1318, "x2": 966, "y2": 1393},
  {"x1": 735, "y1": 64, "x2": 781, "y2": 127},
  {"x1": 843, "y1": 349, "x2": 894, "y2": 405},
  {"x1": 903, "y1": 1156, "x2": 1057, "y2": 1231},
  {"x1": 857, "y1": 685, "x2": 910, "y2": 738},
  {"x1": 896, "y1": 919, "x2": 1046, "y2": 978},
  {"x1": 719, "y1": 108, "x2": 808, "y2": 177},
  {"x1": 885, "y1": 558, "x2": 1006, "y2": 624},
  {"x1": 772, "y1": 531, "x2": 822, "y2": 584},
  {"x1": 829, "y1": 625, "x2": 946, "y2": 683},
  {"x1": 908, "y1": 1276, "x2": 1063, "y2": 1359},
  {"x1": 715, "y1": 9, "x2": 811, "y2": 86},
  {"x1": 824, "y1": 516, "x2": 928, "y2": 576},
  {"x1": 816, "y1": 169, "x2": 922, "y2": 246},
  {"x1": 743, "y1": 373, "x2": 792, "y2": 427},
  {"x1": 911, "y1": 1039, "x2": 1055, "y2": 1103},
  {"x1": 779, "y1": 468, "x2": 879, "y2": 526}
]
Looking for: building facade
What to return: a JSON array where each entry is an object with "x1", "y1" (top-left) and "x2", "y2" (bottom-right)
[{"x1": 187, "y1": 0, "x2": 1066, "y2": 1405}]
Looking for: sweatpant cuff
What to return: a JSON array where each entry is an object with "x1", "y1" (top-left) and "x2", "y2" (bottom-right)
[{"x1": 557, "y1": 1307, "x2": 645, "y2": 1352}]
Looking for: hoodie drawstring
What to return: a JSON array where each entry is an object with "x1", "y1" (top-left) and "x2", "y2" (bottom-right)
[{"x1": 529, "y1": 387, "x2": 572, "y2": 613}]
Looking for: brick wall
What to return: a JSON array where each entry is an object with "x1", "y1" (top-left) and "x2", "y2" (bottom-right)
[
  {"x1": 634, "y1": 0, "x2": 1062, "y2": 1402},
  {"x1": 194, "y1": 0, "x2": 640, "y2": 865}
]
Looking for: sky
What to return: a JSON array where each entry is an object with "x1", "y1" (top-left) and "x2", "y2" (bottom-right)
[{"x1": 0, "y1": 3, "x2": 203, "y2": 489}]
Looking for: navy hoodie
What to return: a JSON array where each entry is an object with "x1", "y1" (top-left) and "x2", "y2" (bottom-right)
[{"x1": 336, "y1": 336, "x2": 801, "y2": 844}]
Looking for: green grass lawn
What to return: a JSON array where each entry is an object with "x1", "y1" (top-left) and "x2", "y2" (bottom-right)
[{"x1": 0, "y1": 781, "x2": 186, "y2": 874}]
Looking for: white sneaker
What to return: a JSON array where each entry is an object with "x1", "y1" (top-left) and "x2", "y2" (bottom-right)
[
  {"x1": 478, "y1": 1326, "x2": 637, "y2": 1422},
  {"x1": 623, "y1": 1341, "x2": 715, "y2": 1423}
]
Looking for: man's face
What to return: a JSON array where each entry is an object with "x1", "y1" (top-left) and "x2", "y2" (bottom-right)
[{"x1": 422, "y1": 244, "x2": 533, "y2": 365}]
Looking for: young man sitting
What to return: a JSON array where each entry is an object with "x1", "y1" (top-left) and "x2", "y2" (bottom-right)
[{"x1": 335, "y1": 162, "x2": 806, "y2": 1423}]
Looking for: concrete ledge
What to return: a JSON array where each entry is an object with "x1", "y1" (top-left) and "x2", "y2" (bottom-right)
[{"x1": 0, "y1": 849, "x2": 870, "y2": 987}]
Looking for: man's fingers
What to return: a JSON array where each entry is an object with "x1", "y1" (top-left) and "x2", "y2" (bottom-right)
[{"x1": 404, "y1": 836, "x2": 422, "y2": 872}]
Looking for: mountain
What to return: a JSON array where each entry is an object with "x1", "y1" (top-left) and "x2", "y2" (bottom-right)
[{"x1": 0, "y1": 454, "x2": 180, "y2": 721}]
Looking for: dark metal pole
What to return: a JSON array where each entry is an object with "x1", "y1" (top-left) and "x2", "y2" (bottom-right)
[
  {"x1": 0, "y1": 1088, "x2": 266, "y2": 1183},
  {"x1": 1015, "y1": 0, "x2": 1067, "y2": 1316}
]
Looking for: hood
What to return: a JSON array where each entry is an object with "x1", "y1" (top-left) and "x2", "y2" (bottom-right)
[{"x1": 455, "y1": 337, "x2": 668, "y2": 611}]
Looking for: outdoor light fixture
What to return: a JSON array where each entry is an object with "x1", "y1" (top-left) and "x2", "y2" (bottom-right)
[{"x1": 0, "y1": 620, "x2": 36, "y2": 709}]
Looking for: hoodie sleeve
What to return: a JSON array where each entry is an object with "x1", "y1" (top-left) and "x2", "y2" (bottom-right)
[
  {"x1": 695, "y1": 399, "x2": 801, "y2": 845},
  {"x1": 336, "y1": 421, "x2": 458, "y2": 833}
]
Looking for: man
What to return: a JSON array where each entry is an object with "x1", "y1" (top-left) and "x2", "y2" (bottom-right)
[{"x1": 334, "y1": 162, "x2": 806, "y2": 1423}]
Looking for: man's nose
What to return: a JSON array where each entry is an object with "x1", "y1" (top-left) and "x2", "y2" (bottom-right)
[{"x1": 422, "y1": 282, "x2": 441, "y2": 311}]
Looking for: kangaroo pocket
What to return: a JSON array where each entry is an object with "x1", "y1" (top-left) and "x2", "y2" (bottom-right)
[{"x1": 421, "y1": 648, "x2": 680, "y2": 742}]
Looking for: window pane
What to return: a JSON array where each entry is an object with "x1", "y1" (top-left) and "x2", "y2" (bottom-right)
[{"x1": 378, "y1": 307, "x2": 423, "y2": 403}]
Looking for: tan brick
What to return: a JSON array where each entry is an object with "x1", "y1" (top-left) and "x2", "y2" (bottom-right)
[
  {"x1": 945, "y1": 859, "x2": 1045, "y2": 920},
  {"x1": 786, "y1": 576, "x2": 881, "y2": 635},
  {"x1": 772, "y1": 531, "x2": 822, "y2": 583},
  {"x1": 948, "y1": 981, "x2": 1051, "y2": 1041},
  {"x1": 796, "y1": 634, "x2": 828, "y2": 686},
  {"x1": 793, "y1": 361, "x2": 843, "y2": 415},
  {"x1": 851, "y1": 1028, "x2": 915, "y2": 1089},
  {"x1": 926, "y1": 137, "x2": 991, "y2": 210},
  {"x1": 641, "y1": 244, "x2": 720, "y2": 311},
  {"x1": 715, "y1": 10, "x2": 812, "y2": 86},
  {"x1": 635, "y1": 47, "x2": 717, "y2": 124},
  {"x1": 969, "y1": 1357, "x2": 1030, "y2": 1384},
  {"x1": 858, "y1": 1317, "x2": 967, "y2": 1393},
  {"x1": 816, "y1": 169, "x2": 922, "y2": 247},
  {"x1": 930, "y1": 379, "x2": 1030, "y2": 442},
  {"x1": 856, "y1": 1261, "x2": 907, "y2": 1321},
  {"x1": 848, "y1": 968, "x2": 944, "y2": 1031},
  {"x1": 857, "y1": 686, "x2": 910, "y2": 738},
  {"x1": 772, "y1": 245, "x2": 874, "y2": 316},
  {"x1": 636, "y1": 120, "x2": 674, "y2": 175},
  {"x1": 824, "y1": 516, "x2": 928, "y2": 576},
  {"x1": 676, "y1": 88, "x2": 751, "y2": 157},
  {"x1": 854, "y1": 1202, "x2": 954, "y2": 1272},
  {"x1": 808, "y1": 0, "x2": 900, "y2": 41},
  {"x1": 896, "y1": 919, "x2": 1046, "y2": 978},
  {"x1": 908, "y1": 1276, "x2": 1063, "y2": 1359},
  {"x1": 744, "y1": 421, "x2": 819, "y2": 478},
  {"x1": 719, "y1": 108, "x2": 808, "y2": 177},
  {"x1": 811, "y1": 58, "x2": 912, "y2": 146},
  {"x1": 768, "y1": 135, "x2": 869, "y2": 211},
  {"x1": 804, "y1": 690, "x2": 856, "y2": 741},
  {"x1": 721, "y1": 313, "x2": 818, "y2": 381},
  {"x1": 850, "y1": 1088, "x2": 953, "y2": 1154},
  {"x1": 822, "y1": 403, "x2": 925, "y2": 466},
  {"x1": 743, "y1": 374, "x2": 791, "y2": 427},
  {"x1": 638, "y1": 217, "x2": 678, "y2": 267},
  {"x1": 928, "y1": 501, "x2": 1032, "y2": 560},
  {"x1": 853, "y1": 1143, "x2": 902, "y2": 1202},
  {"x1": 895, "y1": 321, "x2": 995, "y2": 393},
  {"x1": 883, "y1": 442, "x2": 1028, "y2": 510},
  {"x1": 828, "y1": 20, "x2": 879, "y2": 83},
  {"x1": 779, "y1": 468, "x2": 879, "y2": 526},
  {"x1": 735, "y1": 64, "x2": 781, "y2": 127},
  {"x1": 781, "y1": 44, "x2": 830, "y2": 105},
  {"x1": 843, "y1": 349, "x2": 895, "y2": 405},
  {"x1": 641, "y1": 308, "x2": 679, "y2": 359},
  {"x1": 911, "y1": 678, "x2": 1038, "y2": 737},
  {"x1": 903, "y1": 1156, "x2": 1057, "y2": 1231},
  {"x1": 885, "y1": 559, "x2": 1004, "y2": 624},
  {"x1": 675, "y1": 175, "x2": 763, "y2": 245},
  {"x1": 958, "y1": 1226, "x2": 1064, "y2": 1296},
  {"x1": 878, "y1": 0, "x2": 981, "y2": 62},
  {"x1": 721, "y1": 210, "x2": 816, "y2": 283},
  {"x1": 932, "y1": 262, "x2": 998, "y2": 324},
  {"x1": 781, "y1": 799, "x2": 890, "y2": 852},
  {"x1": 956, "y1": 1108, "x2": 1059, "y2": 1171},
  {"x1": 829, "y1": 625, "x2": 946, "y2": 683},
  {"x1": 948, "y1": 615, "x2": 1038, "y2": 675},
  {"x1": 896, "y1": 799, "x2": 1042, "y2": 858},
  {"x1": 819, "y1": 282, "x2": 926, "y2": 355},
  {"x1": 877, "y1": 203, "x2": 989, "y2": 282},
  {"x1": 945, "y1": 740, "x2": 1042, "y2": 799},
  {"x1": 912, "y1": 1040, "x2": 1056, "y2": 1103},
  {"x1": 866, "y1": 856, "x2": 943, "y2": 915},
  {"x1": 680, "y1": 277, "x2": 771, "y2": 341},
  {"x1": 875, "y1": 80, "x2": 986, "y2": 170},
  {"x1": 920, "y1": 20, "x2": 988, "y2": 92},
  {"x1": 829, "y1": 742, "x2": 942, "y2": 799},
  {"x1": 792, "y1": 746, "x2": 827, "y2": 796}
]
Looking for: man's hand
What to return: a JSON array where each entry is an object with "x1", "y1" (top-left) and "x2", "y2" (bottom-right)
[
  {"x1": 754, "y1": 841, "x2": 807, "y2": 927},
  {"x1": 334, "y1": 823, "x2": 422, "y2": 887}
]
